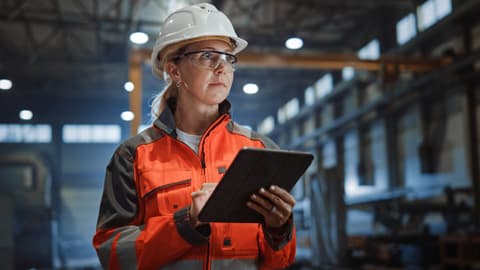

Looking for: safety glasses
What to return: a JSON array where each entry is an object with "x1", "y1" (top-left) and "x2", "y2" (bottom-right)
[{"x1": 174, "y1": 50, "x2": 238, "y2": 72}]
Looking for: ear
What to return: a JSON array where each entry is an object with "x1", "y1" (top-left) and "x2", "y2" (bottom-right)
[{"x1": 165, "y1": 62, "x2": 181, "y2": 82}]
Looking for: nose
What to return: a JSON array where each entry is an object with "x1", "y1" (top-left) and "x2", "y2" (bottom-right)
[
  {"x1": 214, "y1": 59, "x2": 228, "y2": 74},
  {"x1": 215, "y1": 56, "x2": 236, "y2": 74}
]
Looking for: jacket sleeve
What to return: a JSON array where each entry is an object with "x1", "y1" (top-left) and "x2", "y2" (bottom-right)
[
  {"x1": 258, "y1": 218, "x2": 296, "y2": 269},
  {"x1": 92, "y1": 144, "x2": 208, "y2": 270}
]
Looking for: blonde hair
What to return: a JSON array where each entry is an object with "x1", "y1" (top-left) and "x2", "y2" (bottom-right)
[{"x1": 150, "y1": 36, "x2": 235, "y2": 121}]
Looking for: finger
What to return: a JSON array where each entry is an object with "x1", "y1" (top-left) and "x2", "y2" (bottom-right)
[
  {"x1": 247, "y1": 201, "x2": 286, "y2": 228},
  {"x1": 246, "y1": 201, "x2": 270, "y2": 217},
  {"x1": 201, "y1": 183, "x2": 217, "y2": 192},
  {"x1": 250, "y1": 193, "x2": 274, "y2": 211},
  {"x1": 258, "y1": 188, "x2": 292, "y2": 216},
  {"x1": 202, "y1": 182, "x2": 217, "y2": 189},
  {"x1": 269, "y1": 185, "x2": 296, "y2": 206},
  {"x1": 200, "y1": 183, "x2": 217, "y2": 194},
  {"x1": 259, "y1": 188, "x2": 288, "y2": 208},
  {"x1": 191, "y1": 190, "x2": 208, "y2": 198}
]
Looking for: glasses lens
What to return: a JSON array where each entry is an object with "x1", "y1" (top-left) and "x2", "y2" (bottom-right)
[{"x1": 186, "y1": 51, "x2": 237, "y2": 72}]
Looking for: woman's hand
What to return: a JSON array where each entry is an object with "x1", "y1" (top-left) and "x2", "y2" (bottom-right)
[
  {"x1": 190, "y1": 183, "x2": 217, "y2": 227},
  {"x1": 247, "y1": 185, "x2": 296, "y2": 228}
]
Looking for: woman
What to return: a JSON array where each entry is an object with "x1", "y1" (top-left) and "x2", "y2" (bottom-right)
[{"x1": 93, "y1": 3, "x2": 296, "y2": 269}]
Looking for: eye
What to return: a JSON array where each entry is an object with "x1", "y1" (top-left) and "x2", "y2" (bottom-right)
[
  {"x1": 225, "y1": 54, "x2": 237, "y2": 64},
  {"x1": 199, "y1": 51, "x2": 214, "y2": 60}
]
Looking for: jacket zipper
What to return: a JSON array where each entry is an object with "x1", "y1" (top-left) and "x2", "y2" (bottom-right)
[
  {"x1": 199, "y1": 116, "x2": 226, "y2": 270},
  {"x1": 205, "y1": 240, "x2": 211, "y2": 270},
  {"x1": 169, "y1": 114, "x2": 228, "y2": 270},
  {"x1": 198, "y1": 114, "x2": 227, "y2": 171},
  {"x1": 171, "y1": 114, "x2": 228, "y2": 171}
]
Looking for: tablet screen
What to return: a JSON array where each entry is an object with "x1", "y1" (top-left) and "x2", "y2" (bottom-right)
[{"x1": 198, "y1": 147, "x2": 313, "y2": 223}]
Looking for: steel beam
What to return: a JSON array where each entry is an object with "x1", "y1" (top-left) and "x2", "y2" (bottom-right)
[
  {"x1": 237, "y1": 52, "x2": 449, "y2": 72},
  {"x1": 135, "y1": 48, "x2": 448, "y2": 72},
  {"x1": 130, "y1": 47, "x2": 449, "y2": 134},
  {"x1": 129, "y1": 49, "x2": 143, "y2": 136},
  {"x1": 466, "y1": 82, "x2": 480, "y2": 229},
  {"x1": 463, "y1": 16, "x2": 480, "y2": 229}
]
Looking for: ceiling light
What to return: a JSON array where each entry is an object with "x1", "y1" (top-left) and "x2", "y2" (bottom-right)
[
  {"x1": 129, "y1": 32, "x2": 149, "y2": 45},
  {"x1": 19, "y1": 109, "x2": 33, "y2": 120},
  {"x1": 285, "y1": 37, "x2": 303, "y2": 50},
  {"x1": 0, "y1": 79, "x2": 12, "y2": 90},
  {"x1": 121, "y1": 111, "x2": 135, "y2": 121},
  {"x1": 124, "y1": 81, "x2": 134, "y2": 92},
  {"x1": 243, "y1": 83, "x2": 259, "y2": 95}
]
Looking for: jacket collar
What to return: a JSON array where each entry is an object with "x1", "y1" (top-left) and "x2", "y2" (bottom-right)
[{"x1": 154, "y1": 97, "x2": 231, "y2": 136}]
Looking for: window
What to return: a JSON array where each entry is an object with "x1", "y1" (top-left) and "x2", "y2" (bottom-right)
[
  {"x1": 358, "y1": 39, "x2": 380, "y2": 60},
  {"x1": 342, "y1": 66, "x2": 355, "y2": 81},
  {"x1": 397, "y1": 13, "x2": 417, "y2": 45},
  {"x1": 277, "y1": 107, "x2": 287, "y2": 124},
  {"x1": 418, "y1": 0, "x2": 436, "y2": 31},
  {"x1": 418, "y1": 0, "x2": 452, "y2": 31},
  {"x1": 435, "y1": 0, "x2": 452, "y2": 20},
  {"x1": 257, "y1": 116, "x2": 275, "y2": 135},
  {"x1": 285, "y1": 98, "x2": 300, "y2": 120},
  {"x1": 0, "y1": 124, "x2": 52, "y2": 143},
  {"x1": 315, "y1": 73, "x2": 333, "y2": 99},
  {"x1": 304, "y1": 86, "x2": 315, "y2": 106},
  {"x1": 62, "y1": 124, "x2": 121, "y2": 143},
  {"x1": 278, "y1": 97, "x2": 300, "y2": 124}
]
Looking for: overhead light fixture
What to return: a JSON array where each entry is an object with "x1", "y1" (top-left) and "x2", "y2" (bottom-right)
[
  {"x1": 243, "y1": 83, "x2": 259, "y2": 95},
  {"x1": 124, "y1": 81, "x2": 134, "y2": 92},
  {"x1": 121, "y1": 111, "x2": 135, "y2": 121},
  {"x1": 19, "y1": 109, "x2": 33, "y2": 120},
  {"x1": 285, "y1": 37, "x2": 303, "y2": 50},
  {"x1": 0, "y1": 79, "x2": 12, "y2": 90},
  {"x1": 129, "y1": 32, "x2": 149, "y2": 45}
]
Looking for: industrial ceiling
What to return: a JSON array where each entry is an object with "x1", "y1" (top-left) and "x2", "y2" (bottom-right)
[{"x1": 0, "y1": 0, "x2": 435, "y2": 129}]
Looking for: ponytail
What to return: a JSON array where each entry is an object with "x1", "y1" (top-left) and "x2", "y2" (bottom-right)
[
  {"x1": 150, "y1": 82, "x2": 177, "y2": 122},
  {"x1": 149, "y1": 42, "x2": 183, "y2": 123}
]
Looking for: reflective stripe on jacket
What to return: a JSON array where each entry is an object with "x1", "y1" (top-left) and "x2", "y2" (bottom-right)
[{"x1": 93, "y1": 100, "x2": 296, "y2": 270}]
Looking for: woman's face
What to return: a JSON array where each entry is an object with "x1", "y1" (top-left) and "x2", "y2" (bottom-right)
[{"x1": 171, "y1": 39, "x2": 235, "y2": 106}]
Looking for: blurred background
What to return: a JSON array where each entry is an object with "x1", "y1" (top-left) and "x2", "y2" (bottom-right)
[{"x1": 1, "y1": 0, "x2": 480, "y2": 269}]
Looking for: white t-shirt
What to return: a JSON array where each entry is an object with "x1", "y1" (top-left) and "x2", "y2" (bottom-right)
[{"x1": 176, "y1": 128, "x2": 201, "y2": 154}]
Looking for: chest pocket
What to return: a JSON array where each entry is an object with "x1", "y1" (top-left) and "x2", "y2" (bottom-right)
[{"x1": 140, "y1": 170, "x2": 192, "y2": 216}]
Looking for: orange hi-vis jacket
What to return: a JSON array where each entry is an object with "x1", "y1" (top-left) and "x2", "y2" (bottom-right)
[{"x1": 93, "y1": 100, "x2": 296, "y2": 270}]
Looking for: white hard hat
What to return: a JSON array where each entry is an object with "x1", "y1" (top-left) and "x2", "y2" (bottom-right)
[{"x1": 151, "y1": 3, "x2": 248, "y2": 78}]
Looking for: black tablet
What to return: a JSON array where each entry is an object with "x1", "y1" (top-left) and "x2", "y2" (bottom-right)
[{"x1": 198, "y1": 147, "x2": 314, "y2": 223}]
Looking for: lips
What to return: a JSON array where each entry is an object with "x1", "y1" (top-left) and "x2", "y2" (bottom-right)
[{"x1": 209, "y1": 82, "x2": 226, "y2": 87}]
